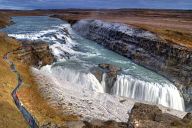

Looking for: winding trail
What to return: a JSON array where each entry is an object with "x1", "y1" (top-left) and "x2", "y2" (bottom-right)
[{"x1": 3, "y1": 51, "x2": 39, "y2": 128}]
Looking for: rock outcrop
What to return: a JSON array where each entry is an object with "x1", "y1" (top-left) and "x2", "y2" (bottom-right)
[
  {"x1": 72, "y1": 19, "x2": 192, "y2": 108},
  {"x1": 39, "y1": 103, "x2": 191, "y2": 128},
  {"x1": 12, "y1": 40, "x2": 55, "y2": 68},
  {"x1": 128, "y1": 103, "x2": 192, "y2": 128},
  {"x1": 91, "y1": 63, "x2": 121, "y2": 93}
]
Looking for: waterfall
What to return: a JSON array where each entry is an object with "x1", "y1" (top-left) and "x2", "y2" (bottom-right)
[
  {"x1": 101, "y1": 73, "x2": 107, "y2": 92},
  {"x1": 111, "y1": 75, "x2": 185, "y2": 111},
  {"x1": 50, "y1": 66, "x2": 104, "y2": 93}
]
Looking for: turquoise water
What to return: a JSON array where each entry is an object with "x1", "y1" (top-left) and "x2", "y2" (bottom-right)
[
  {"x1": 0, "y1": 16, "x2": 170, "y2": 84},
  {"x1": 0, "y1": 16, "x2": 185, "y2": 111}
]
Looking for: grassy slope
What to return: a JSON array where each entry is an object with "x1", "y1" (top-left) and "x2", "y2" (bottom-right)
[
  {"x1": 13, "y1": 61, "x2": 78, "y2": 126},
  {"x1": 0, "y1": 12, "x2": 11, "y2": 28},
  {"x1": 0, "y1": 33, "x2": 27, "y2": 128},
  {"x1": 0, "y1": 12, "x2": 78, "y2": 127},
  {"x1": 0, "y1": 9, "x2": 191, "y2": 127}
]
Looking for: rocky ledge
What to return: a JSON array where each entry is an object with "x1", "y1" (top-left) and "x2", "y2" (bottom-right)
[
  {"x1": 40, "y1": 103, "x2": 191, "y2": 128},
  {"x1": 12, "y1": 40, "x2": 55, "y2": 68},
  {"x1": 128, "y1": 103, "x2": 192, "y2": 128},
  {"x1": 91, "y1": 63, "x2": 121, "y2": 93},
  {"x1": 72, "y1": 19, "x2": 192, "y2": 109}
]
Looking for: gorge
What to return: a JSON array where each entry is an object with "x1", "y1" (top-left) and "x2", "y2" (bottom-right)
[
  {"x1": 0, "y1": 15, "x2": 191, "y2": 127},
  {"x1": 72, "y1": 19, "x2": 192, "y2": 111}
]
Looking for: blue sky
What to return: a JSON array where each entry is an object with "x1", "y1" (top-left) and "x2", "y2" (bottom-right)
[{"x1": 0, "y1": 0, "x2": 191, "y2": 10}]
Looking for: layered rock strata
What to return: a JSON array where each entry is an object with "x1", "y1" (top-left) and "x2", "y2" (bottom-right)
[
  {"x1": 12, "y1": 40, "x2": 55, "y2": 68},
  {"x1": 72, "y1": 19, "x2": 192, "y2": 108}
]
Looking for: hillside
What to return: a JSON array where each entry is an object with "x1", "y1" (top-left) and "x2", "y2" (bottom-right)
[{"x1": 0, "y1": 32, "x2": 27, "y2": 128}]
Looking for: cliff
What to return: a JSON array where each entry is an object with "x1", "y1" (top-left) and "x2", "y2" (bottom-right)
[
  {"x1": 0, "y1": 12, "x2": 13, "y2": 28},
  {"x1": 12, "y1": 40, "x2": 55, "y2": 68},
  {"x1": 72, "y1": 19, "x2": 192, "y2": 108}
]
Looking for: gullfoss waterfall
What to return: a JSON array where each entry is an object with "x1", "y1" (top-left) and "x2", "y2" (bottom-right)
[{"x1": 1, "y1": 16, "x2": 185, "y2": 114}]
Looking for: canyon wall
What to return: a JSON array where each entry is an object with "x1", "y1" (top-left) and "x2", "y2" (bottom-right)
[
  {"x1": 72, "y1": 19, "x2": 192, "y2": 108},
  {"x1": 12, "y1": 41, "x2": 55, "y2": 68}
]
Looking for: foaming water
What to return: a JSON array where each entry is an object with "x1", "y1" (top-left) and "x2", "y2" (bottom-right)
[
  {"x1": 51, "y1": 67, "x2": 104, "y2": 93},
  {"x1": 0, "y1": 16, "x2": 186, "y2": 111},
  {"x1": 110, "y1": 75, "x2": 185, "y2": 111}
]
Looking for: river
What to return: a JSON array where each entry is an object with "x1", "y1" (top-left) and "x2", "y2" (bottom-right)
[{"x1": 0, "y1": 16, "x2": 185, "y2": 111}]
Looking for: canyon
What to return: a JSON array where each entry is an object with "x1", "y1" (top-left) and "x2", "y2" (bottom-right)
[
  {"x1": 72, "y1": 19, "x2": 192, "y2": 110},
  {"x1": 0, "y1": 10, "x2": 192, "y2": 127}
]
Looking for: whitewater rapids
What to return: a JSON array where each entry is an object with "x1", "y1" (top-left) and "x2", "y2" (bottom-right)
[
  {"x1": 2, "y1": 16, "x2": 186, "y2": 118},
  {"x1": 31, "y1": 66, "x2": 186, "y2": 122},
  {"x1": 39, "y1": 64, "x2": 185, "y2": 111}
]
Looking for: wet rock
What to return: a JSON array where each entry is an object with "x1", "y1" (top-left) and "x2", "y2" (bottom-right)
[
  {"x1": 13, "y1": 40, "x2": 55, "y2": 68},
  {"x1": 98, "y1": 63, "x2": 121, "y2": 77},
  {"x1": 91, "y1": 63, "x2": 121, "y2": 93},
  {"x1": 183, "y1": 112, "x2": 192, "y2": 120}
]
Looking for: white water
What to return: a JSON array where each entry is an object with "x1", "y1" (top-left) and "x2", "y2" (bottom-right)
[
  {"x1": 50, "y1": 66, "x2": 104, "y2": 93},
  {"x1": 111, "y1": 75, "x2": 185, "y2": 111},
  {"x1": 1, "y1": 16, "x2": 186, "y2": 112},
  {"x1": 44, "y1": 64, "x2": 185, "y2": 111}
]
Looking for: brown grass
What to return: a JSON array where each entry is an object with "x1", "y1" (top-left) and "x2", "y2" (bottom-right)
[
  {"x1": 0, "y1": 12, "x2": 11, "y2": 28},
  {"x1": 0, "y1": 32, "x2": 78, "y2": 127},
  {"x1": 13, "y1": 61, "x2": 79, "y2": 126},
  {"x1": 0, "y1": 12, "x2": 78, "y2": 126},
  {"x1": 0, "y1": 33, "x2": 27, "y2": 128}
]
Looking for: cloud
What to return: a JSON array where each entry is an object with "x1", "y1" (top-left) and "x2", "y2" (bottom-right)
[{"x1": 0, "y1": 0, "x2": 191, "y2": 10}]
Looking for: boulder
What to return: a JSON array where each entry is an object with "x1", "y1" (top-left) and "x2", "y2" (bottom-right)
[{"x1": 128, "y1": 103, "x2": 191, "y2": 128}]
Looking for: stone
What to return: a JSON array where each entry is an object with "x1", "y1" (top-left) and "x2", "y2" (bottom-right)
[
  {"x1": 128, "y1": 103, "x2": 189, "y2": 128},
  {"x1": 91, "y1": 63, "x2": 121, "y2": 93},
  {"x1": 13, "y1": 40, "x2": 55, "y2": 68},
  {"x1": 73, "y1": 19, "x2": 192, "y2": 107}
]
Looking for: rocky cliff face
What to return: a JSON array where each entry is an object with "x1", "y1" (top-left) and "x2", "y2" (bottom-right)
[
  {"x1": 91, "y1": 63, "x2": 121, "y2": 93},
  {"x1": 12, "y1": 40, "x2": 55, "y2": 68},
  {"x1": 128, "y1": 103, "x2": 192, "y2": 128},
  {"x1": 72, "y1": 19, "x2": 192, "y2": 109},
  {"x1": 39, "y1": 103, "x2": 191, "y2": 128}
]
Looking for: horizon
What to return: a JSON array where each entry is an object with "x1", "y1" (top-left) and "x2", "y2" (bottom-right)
[{"x1": 0, "y1": 0, "x2": 191, "y2": 10}]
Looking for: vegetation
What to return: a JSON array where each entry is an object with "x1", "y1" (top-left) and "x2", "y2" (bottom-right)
[
  {"x1": 0, "y1": 12, "x2": 11, "y2": 28},
  {"x1": 0, "y1": 33, "x2": 27, "y2": 128}
]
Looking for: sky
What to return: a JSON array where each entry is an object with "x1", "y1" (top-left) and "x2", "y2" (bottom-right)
[{"x1": 0, "y1": 0, "x2": 191, "y2": 10}]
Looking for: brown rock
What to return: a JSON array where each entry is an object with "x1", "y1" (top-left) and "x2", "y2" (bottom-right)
[
  {"x1": 13, "y1": 40, "x2": 55, "y2": 67},
  {"x1": 91, "y1": 64, "x2": 121, "y2": 93},
  {"x1": 128, "y1": 103, "x2": 186, "y2": 128}
]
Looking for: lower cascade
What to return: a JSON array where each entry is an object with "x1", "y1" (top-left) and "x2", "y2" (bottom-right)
[
  {"x1": 48, "y1": 66, "x2": 104, "y2": 93},
  {"x1": 110, "y1": 75, "x2": 185, "y2": 111},
  {"x1": 49, "y1": 65, "x2": 185, "y2": 111}
]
